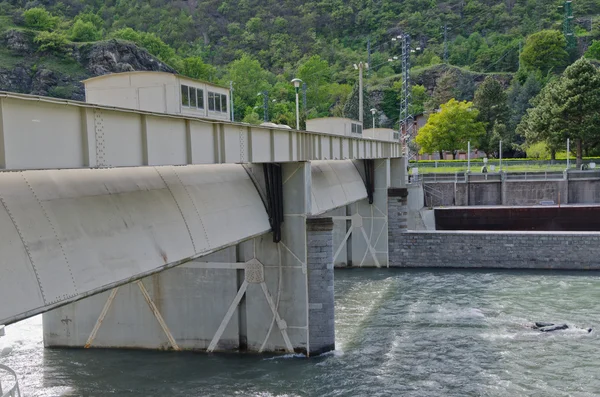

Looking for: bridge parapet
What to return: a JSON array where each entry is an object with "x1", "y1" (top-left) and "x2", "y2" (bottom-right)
[{"x1": 0, "y1": 92, "x2": 401, "y2": 171}]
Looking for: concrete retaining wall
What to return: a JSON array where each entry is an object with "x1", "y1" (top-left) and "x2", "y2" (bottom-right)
[
  {"x1": 422, "y1": 178, "x2": 600, "y2": 207},
  {"x1": 391, "y1": 231, "x2": 600, "y2": 269},
  {"x1": 469, "y1": 182, "x2": 502, "y2": 206}
]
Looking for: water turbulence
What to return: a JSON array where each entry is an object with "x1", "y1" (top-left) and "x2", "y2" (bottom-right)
[{"x1": 1, "y1": 269, "x2": 600, "y2": 396}]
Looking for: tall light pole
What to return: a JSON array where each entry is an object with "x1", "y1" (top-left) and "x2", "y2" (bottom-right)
[
  {"x1": 291, "y1": 78, "x2": 302, "y2": 130},
  {"x1": 370, "y1": 108, "x2": 377, "y2": 129},
  {"x1": 354, "y1": 62, "x2": 368, "y2": 123}
]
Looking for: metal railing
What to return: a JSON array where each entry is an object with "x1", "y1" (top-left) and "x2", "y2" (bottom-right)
[
  {"x1": 423, "y1": 184, "x2": 444, "y2": 207},
  {"x1": 0, "y1": 364, "x2": 20, "y2": 397},
  {"x1": 416, "y1": 170, "x2": 600, "y2": 183}
]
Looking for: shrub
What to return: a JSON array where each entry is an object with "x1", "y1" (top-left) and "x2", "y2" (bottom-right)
[
  {"x1": 34, "y1": 31, "x2": 68, "y2": 53},
  {"x1": 70, "y1": 19, "x2": 100, "y2": 42},
  {"x1": 22, "y1": 7, "x2": 58, "y2": 31}
]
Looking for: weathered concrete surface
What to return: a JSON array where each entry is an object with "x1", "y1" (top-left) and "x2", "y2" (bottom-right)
[
  {"x1": 391, "y1": 231, "x2": 600, "y2": 269},
  {"x1": 43, "y1": 248, "x2": 241, "y2": 350},
  {"x1": 0, "y1": 164, "x2": 270, "y2": 326},
  {"x1": 502, "y1": 181, "x2": 568, "y2": 206},
  {"x1": 469, "y1": 182, "x2": 502, "y2": 206},
  {"x1": 568, "y1": 180, "x2": 600, "y2": 204}
]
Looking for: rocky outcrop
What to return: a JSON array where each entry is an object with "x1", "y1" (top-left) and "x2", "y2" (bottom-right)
[
  {"x1": 4, "y1": 30, "x2": 33, "y2": 54},
  {"x1": 75, "y1": 39, "x2": 176, "y2": 77},
  {"x1": 0, "y1": 33, "x2": 176, "y2": 101}
]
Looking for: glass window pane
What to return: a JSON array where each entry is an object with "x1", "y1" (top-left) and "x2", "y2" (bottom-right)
[
  {"x1": 181, "y1": 85, "x2": 189, "y2": 107},
  {"x1": 215, "y1": 93, "x2": 221, "y2": 112},
  {"x1": 197, "y1": 89, "x2": 204, "y2": 109},
  {"x1": 210, "y1": 92, "x2": 215, "y2": 111},
  {"x1": 221, "y1": 94, "x2": 227, "y2": 113},
  {"x1": 190, "y1": 87, "x2": 197, "y2": 108}
]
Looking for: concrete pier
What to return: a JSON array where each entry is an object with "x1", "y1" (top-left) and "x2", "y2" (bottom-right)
[{"x1": 43, "y1": 162, "x2": 339, "y2": 355}]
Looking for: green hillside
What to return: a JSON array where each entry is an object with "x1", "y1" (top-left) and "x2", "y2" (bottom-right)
[{"x1": 0, "y1": 0, "x2": 599, "y2": 152}]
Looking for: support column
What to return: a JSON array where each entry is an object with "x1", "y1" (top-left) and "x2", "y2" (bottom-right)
[
  {"x1": 389, "y1": 157, "x2": 408, "y2": 266},
  {"x1": 306, "y1": 217, "x2": 335, "y2": 355},
  {"x1": 346, "y1": 159, "x2": 390, "y2": 267}
]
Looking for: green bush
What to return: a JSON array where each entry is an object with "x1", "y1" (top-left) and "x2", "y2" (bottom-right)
[
  {"x1": 70, "y1": 19, "x2": 101, "y2": 42},
  {"x1": 22, "y1": 7, "x2": 58, "y2": 31},
  {"x1": 34, "y1": 31, "x2": 68, "y2": 53}
]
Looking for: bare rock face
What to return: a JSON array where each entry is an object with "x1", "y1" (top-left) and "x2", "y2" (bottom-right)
[
  {"x1": 0, "y1": 66, "x2": 32, "y2": 94},
  {"x1": 75, "y1": 39, "x2": 176, "y2": 77},
  {"x1": 3, "y1": 30, "x2": 33, "y2": 54},
  {"x1": 0, "y1": 36, "x2": 176, "y2": 101}
]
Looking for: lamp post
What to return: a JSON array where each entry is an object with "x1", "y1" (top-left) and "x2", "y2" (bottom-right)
[
  {"x1": 370, "y1": 108, "x2": 377, "y2": 129},
  {"x1": 291, "y1": 78, "x2": 302, "y2": 130}
]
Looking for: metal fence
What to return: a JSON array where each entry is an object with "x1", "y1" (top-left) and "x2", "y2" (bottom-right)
[
  {"x1": 0, "y1": 364, "x2": 20, "y2": 397},
  {"x1": 413, "y1": 169, "x2": 600, "y2": 183},
  {"x1": 409, "y1": 159, "x2": 600, "y2": 170}
]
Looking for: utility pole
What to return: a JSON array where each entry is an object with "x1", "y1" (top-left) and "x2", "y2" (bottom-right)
[
  {"x1": 355, "y1": 62, "x2": 368, "y2": 123},
  {"x1": 258, "y1": 91, "x2": 269, "y2": 122},
  {"x1": 443, "y1": 23, "x2": 449, "y2": 63},
  {"x1": 359, "y1": 62, "x2": 364, "y2": 123},
  {"x1": 302, "y1": 82, "x2": 307, "y2": 119},
  {"x1": 560, "y1": 0, "x2": 576, "y2": 53},
  {"x1": 399, "y1": 33, "x2": 413, "y2": 155},
  {"x1": 367, "y1": 37, "x2": 371, "y2": 77},
  {"x1": 229, "y1": 81, "x2": 234, "y2": 122}
]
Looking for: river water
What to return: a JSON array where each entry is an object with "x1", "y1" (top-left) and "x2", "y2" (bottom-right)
[{"x1": 2, "y1": 268, "x2": 599, "y2": 397}]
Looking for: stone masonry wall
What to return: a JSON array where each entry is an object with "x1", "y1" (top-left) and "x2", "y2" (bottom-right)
[
  {"x1": 306, "y1": 218, "x2": 335, "y2": 356},
  {"x1": 388, "y1": 188, "x2": 408, "y2": 266},
  {"x1": 390, "y1": 231, "x2": 600, "y2": 269}
]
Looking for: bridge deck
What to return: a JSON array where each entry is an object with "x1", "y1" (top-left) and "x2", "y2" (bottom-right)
[{"x1": 0, "y1": 92, "x2": 401, "y2": 171}]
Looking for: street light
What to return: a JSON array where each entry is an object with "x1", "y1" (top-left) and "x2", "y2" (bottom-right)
[
  {"x1": 291, "y1": 78, "x2": 302, "y2": 130},
  {"x1": 370, "y1": 108, "x2": 377, "y2": 129}
]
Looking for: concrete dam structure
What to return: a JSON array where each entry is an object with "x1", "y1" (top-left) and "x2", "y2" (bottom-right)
[{"x1": 0, "y1": 89, "x2": 407, "y2": 356}]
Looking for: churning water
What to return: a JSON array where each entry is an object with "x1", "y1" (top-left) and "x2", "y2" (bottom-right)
[{"x1": 2, "y1": 269, "x2": 600, "y2": 396}]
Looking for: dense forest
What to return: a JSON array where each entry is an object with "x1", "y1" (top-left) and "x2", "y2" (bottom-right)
[{"x1": 1, "y1": 0, "x2": 600, "y2": 158}]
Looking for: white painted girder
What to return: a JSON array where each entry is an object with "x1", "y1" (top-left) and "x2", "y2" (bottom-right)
[
  {"x1": 0, "y1": 92, "x2": 402, "y2": 170},
  {"x1": 0, "y1": 164, "x2": 270, "y2": 325}
]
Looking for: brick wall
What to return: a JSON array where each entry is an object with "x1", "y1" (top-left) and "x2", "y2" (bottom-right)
[
  {"x1": 390, "y1": 231, "x2": 600, "y2": 269},
  {"x1": 306, "y1": 217, "x2": 335, "y2": 356}
]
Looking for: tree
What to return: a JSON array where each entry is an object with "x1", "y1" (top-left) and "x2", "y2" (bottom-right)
[
  {"x1": 23, "y1": 7, "x2": 59, "y2": 31},
  {"x1": 70, "y1": 19, "x2": 101, "y2": 42},
  {"x1": 507, "y1": 73, "x2": 541, "y2": 151},
  {"x1": 473, "y1": 76, "x2": 509, "y2": 156},
  {"x1": 297, "y1": 55, "x2": 332, "y2": 115},
  {"x1": 425, "y1": 71, "x2": 458, "y2": 111},
  {"x1": 34, "y1": 31, "x2": 68, "y2": 53},
  {"x1": 225, "y1": 54, "x2": 272, "y2": 121},
  {"x1": 520, "y1": 30, "x2": 569, "y2": 75},
  {"x1": 585, "y1": 40, "x2": 600, "y2": 60},
  {"x1": 416, "y1": 99, "x2": 485, "y2": 159},
  {"x1": 181, "y1": 57, "x2": 216, "y2": 81},
  {"x1": 518, "y1": 58, "x2": 600, "y2": 166}
]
